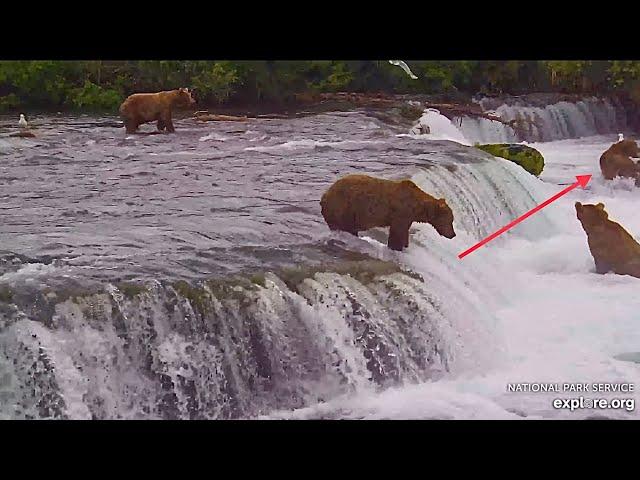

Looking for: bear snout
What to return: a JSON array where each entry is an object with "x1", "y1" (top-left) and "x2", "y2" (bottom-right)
[{"x1": 436, "y1": 224, "x2": 456, "y2": 239}]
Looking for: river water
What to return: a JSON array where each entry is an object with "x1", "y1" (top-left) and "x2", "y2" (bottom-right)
[{"x1": 1, "y1": 97, "x2": 638, "y2": 419}]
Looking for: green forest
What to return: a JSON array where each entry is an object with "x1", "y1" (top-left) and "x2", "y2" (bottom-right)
[{"x1": 1, "y1": 60, "x2": 640, "y2": 112}]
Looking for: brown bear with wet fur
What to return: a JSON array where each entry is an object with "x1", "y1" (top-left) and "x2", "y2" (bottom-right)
[
  {"x1": 575, "y1": 202, "x2": 640, "y2": 278},
  {"x1": 599, "y1": 139, "x2": 640, "y2": 185},
  {"x1": 320, "y1": 174, "x2": 456, "y2": 251},
  {"x1": 119, "y1": 88, "x2": 196, "y2": 134}
]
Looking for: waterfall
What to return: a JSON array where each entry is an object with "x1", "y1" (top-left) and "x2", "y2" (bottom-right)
[
  {"x1": 0, "y1": 155, "x2": 561, "y2": 420},
  {"x1": 411, "y1": 96, "x2": 628, "y2": 145}
]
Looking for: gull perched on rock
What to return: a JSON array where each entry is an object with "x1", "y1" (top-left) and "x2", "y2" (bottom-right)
[
  {"x1": 18, "y1": 114, "x2": 28, "y2": 129},
  {"x1": 618, "y1": 133, "x2": 624, "y2": 142},
  {"x1": 388, "y1": 60, "x2": 418, "y2": 80}
]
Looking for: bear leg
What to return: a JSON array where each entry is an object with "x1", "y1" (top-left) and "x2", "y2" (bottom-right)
[
  {"x1": 124, "y1": 118, "x2": 138, "y2": 134},
  {"x1": 594, "y1": 259, "x2": 612, "y2": 274},
  {"x1": 161, "y1": 111, "x2": 175, "y2": 133},
  {"x1": 388, "y1": 221, "x2": 409, "y2": 251},
  {"x1": 157, "y1": 119, "x2": 166, "y2": 132},
  {"x1": 342, "y1": 213, "x2": 359, "y2": 236}
]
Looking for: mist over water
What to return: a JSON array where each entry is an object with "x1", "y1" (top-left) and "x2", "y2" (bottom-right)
[{"x1": 1, "y1": 98, "x2": 639, "y2": 419}]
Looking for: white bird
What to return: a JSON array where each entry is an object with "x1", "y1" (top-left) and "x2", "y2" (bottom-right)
[
  {"x1": 18, "y1": 114, "x2": 28, "y2": 129},
  {"x1": 389, "y1": 60, "x2": 418, "y2": 80},
  {"x1": 618, "y1": 133, "x2": 624, "y2": 142}
]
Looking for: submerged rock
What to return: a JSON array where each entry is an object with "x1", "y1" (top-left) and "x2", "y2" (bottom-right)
[
  {"x1": 9, "y1": 131, "x2": 36, "y2": 138},
  {"x1": 476, "y1": 143, "x2": 544, "y2": 176}
]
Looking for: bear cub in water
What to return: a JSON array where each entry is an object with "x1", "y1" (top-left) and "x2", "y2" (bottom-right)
[
  {"x1": 575, "y1": 202, "x2": 640, "y2": 278},
  {"x1": 320, "y1": 174, "x2": 456, "y2": 251}
]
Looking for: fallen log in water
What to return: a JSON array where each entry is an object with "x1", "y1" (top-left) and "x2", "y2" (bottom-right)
[
  {"x1": 421, "y1": 102, "x2": 516, "y2": 127},
  {"x1": 195, "y1": 113, "x2": 250, "y2": 122},
  {"x1": 421, "y1": 102, "x2": 542, "y2": 138}
]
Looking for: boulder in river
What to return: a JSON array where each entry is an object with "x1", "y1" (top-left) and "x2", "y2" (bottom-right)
[{"x1": 476, "y1": 143, "x2": 544, "y2": 176}]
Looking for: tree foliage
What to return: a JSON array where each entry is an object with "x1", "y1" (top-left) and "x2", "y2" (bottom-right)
[{"x1": 0, "y1": 60, "x2": 638, "y2": 113}]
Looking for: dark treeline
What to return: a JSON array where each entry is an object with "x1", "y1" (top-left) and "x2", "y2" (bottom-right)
[{"x1": 2, "y1": 61, "x2": 640, "y2": 112}]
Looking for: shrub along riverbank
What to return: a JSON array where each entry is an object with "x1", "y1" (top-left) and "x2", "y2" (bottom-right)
[{"x1": 2, "y1": 61, "x2": 640, "y2": 114}]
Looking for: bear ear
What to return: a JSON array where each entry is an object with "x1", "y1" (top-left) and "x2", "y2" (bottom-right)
[
  {"x1": 596, "y1": 203, "x2": 605, "y2": 210},
  {"x1": 575, "y1": 201, "x2": 582, "y2": 209}
]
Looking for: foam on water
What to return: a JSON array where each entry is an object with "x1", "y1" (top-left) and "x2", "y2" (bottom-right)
[
  {"x1": 244, "y1": 139, "x2": 388, "y2": 154},
  {"x1": 410, "y1": 109, "x2": 471, "y2": 145},
  {"x1": 199, "y1": 132, "x2": 230, "y2": 142}
]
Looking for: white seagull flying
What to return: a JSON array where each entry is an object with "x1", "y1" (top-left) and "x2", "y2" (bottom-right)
[
  {"x1": 389, "y1": 60, "x2": 418, "y2": 80},
  {"x1": 18, "y1": 114, "x2": 28, "y2": 129}
]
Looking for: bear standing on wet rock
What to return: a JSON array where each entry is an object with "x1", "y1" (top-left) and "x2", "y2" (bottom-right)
[
  {"x1": 119, "y1": 88, "x2": 196, "y2": 134},
  {"x1": 320, "y1": 174, "x2": 456, "y2": 251}
]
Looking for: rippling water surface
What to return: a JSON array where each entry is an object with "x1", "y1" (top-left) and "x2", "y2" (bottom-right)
[{"x1": 0, "y1": 111, "x2": 477, "y2": 281}]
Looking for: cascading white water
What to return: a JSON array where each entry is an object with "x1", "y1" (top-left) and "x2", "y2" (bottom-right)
[
  {"x1": 411, "y1": 97, "x2": 627, "y2": 145},
  {"x1": 466, "y1": 97, "x2": 626, "y2": 143},
  {"x1": 409, "y1": 109, "x2": 472, "y2": 145},
  {"x1": 266, "y1": 135, "x2": 640, "y2": 421},
  {"x1": 0, "y1": 153, "x2": 564, "y2": 419}
]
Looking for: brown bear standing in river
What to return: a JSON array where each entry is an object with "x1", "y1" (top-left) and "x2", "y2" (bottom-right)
[
  {"x1": 599, "y1": 139, "x2": 640, "y2": 185},
  {"x1": 119, "y1": 88, "x2": 196, "y2": 134},
  {"x1": 575, "y1": 202, "x2": 640, "y2": 278},
  {"x1": 320, "y1": 174, "x2": 456, "y2": 251}
]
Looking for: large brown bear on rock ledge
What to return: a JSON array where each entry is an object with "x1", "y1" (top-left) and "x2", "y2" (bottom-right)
[
  {"x1": 119, "y1": 88, "x2": 196, "y2": 134},
  {"x1": 599, "y1": 139, "x2": 640, "y2": 185},
  {"x1": 575, "y1": 202, "x2": 640, "y2": 278},
  {"x1": 320, "y1": 174, "x2": 456, "y2": 251}
]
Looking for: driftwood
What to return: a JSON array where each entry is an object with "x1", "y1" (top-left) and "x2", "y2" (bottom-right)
[
  {"x1": 194, "y1": 112, "x2": 295, "y2": 121},
  {"x1": 421, "y1": 102, "x2": 519, "y2": 127},
  {"x1": 255, "y1": 113, "x2": 292, "y2": 119},
  {"x1": 195, "y1": 113, "x2": 249, "y2": 122}
]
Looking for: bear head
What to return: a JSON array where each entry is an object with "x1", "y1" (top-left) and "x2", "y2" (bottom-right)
[
  {"x1": 429, "y1": 198, "x2": 456, "y2": 239},
  {"x1": 575, "y1": 202, "x2": 608, "y2": 228},
  {"x1": 175, "y1": 88, "x2": 196, "y2": 106},
  {"x1": 403, "y1": 181, "x2": 456, "y2": 238}
]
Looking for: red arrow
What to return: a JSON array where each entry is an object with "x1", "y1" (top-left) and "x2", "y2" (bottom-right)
[{"x1": 458, "y1": 174, "x2": 592, "y2": 259}]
